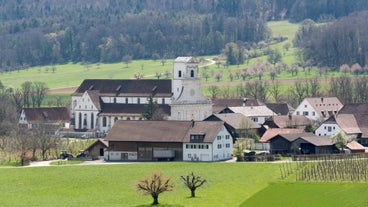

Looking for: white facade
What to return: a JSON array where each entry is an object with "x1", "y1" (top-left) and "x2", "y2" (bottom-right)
[
  {"x1": 293, "y1": 99, "x2": 319, "y2": 121},
  {"x1": 170, "y1": 57, "x2": 212, "y2": 121},
  {"x1": 315, "y1": 123, "x2": 340, "y2": 136},
  {"x1": 183, "y1": 126, "x2": 233, "y2": 161},
  {"x1": 293, "y1": 97, "x2": 343, "y2": 122},
  {"x1": 72, "y1": 91, "x2": 99, "y2": 130}
]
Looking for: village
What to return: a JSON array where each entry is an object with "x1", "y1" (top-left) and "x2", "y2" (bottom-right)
[{"x1": 18, "y1": 57, "x2": 368, "y2": 162}]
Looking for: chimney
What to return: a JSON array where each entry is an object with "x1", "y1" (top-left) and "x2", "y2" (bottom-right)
[{"x1": 243, "y1": 98, "x2": 247, "y2": 106}]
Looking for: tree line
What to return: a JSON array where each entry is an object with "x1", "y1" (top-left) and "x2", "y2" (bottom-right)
[
  {"x1": 208, "y1": 75, "x2": 368, "y2": 107},
  {"x1": 294, "y1": 11, "x2": 368, "y2": 68},
  {"x1": 1, "y1": 1, "x2": 366, "y2": 71}
]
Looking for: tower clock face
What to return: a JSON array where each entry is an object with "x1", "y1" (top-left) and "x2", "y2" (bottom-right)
[{"x1": 190, "y1": 89, "x2": 195, "y2": 96}]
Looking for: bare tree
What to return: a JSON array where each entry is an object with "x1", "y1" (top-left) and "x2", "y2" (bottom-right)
[
  {"x1": 31, "y1": 82, "x2": 48, "y2": 107},
  {"x1": 268, "y1": 80, "x2": 281, "y2": 103},
  {"x1": 136, "y1": 171, "x2": 173, "y2": 205},
  {"x1": 209, "y1": 86, "x2": 220, "y2": 99},
  {"x1": 180, "y1": 172, "x2": 206, "y2": 198}
]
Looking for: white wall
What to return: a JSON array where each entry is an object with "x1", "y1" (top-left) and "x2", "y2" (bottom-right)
[
  {"x1": 183, "y1": 126, "x2": 233, "y2": 161},
  {"x1": 293, "y1": 99, "x2": 319, "y2": 121},
  {"x1": 315, "y1": 123, "x2": 340, "y2": 136}
]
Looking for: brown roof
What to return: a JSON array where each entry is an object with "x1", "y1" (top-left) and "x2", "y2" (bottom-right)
[
  {"x1": 276, "y1": 132, "x2": 315, "y2": 142},
  {"x1": 354, "y1": 114, "x2": 368, "y2": 138},
  {"x1": 265, "y1": 103, "x2": 291, "y2": 115},
  {"x1": 339, "y1": 103, "x2": 368, "y2": 115},
  {"x1": 182, "y1": 121, "x2": 225, "y2": 143},
  {"x1": 305, "y1": 97, "x2": 343, "y2": 117},
  {"x1": 212, "y1": 98, "x2": 261, "y2": 113},
  {"x1": 73, "y1": 79, "x2": 172, "y2": 97},
  {"x1": 334, "y1": 114, "x2": 361, "y2": 134},
  {"x1": 99, "y1": 103, "x2": 171, "y2": 116},
  {"x1": 346, "y1": 141, "x2": 365, "y2": 151},
  {"x1": 105, "y1": 120, "x2": 225, "y2": 143},
  {"x1": 297, "y1": 135, "x2": 334, "y2": 146},
  {"x1": 23, "y1": 107, "x2": 70, "y2": 123},
  {"x1": 260, "y1": 128, "x2": 305, "y2": 142},
  {"x1": 210, "y1": 113, "x2": 260, "y2": 129},
  {"x1": 85, "y1": 138, "x2": 109, "y2": 151},
  {"x1": 267, "y1": 115, "x2": 312, "y2": 128}
]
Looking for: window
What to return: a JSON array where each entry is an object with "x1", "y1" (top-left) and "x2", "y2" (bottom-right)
[
  {"x1": 226, "y1": 144, "x2": 230, "y2": 148},
  {"x1": 125, "y1": 97, "x2": 128, "y2": 104},
  {"x1": 102, "y1": 117, "x2": 107, "y2": 127},
  {"x1": 304, "y1": 105, "x2": 307, "y2": 108},
  {"x1": 217, "y1": 136, "x2": 221, "y2": 140},
  {"x1": 186, "y1": 144, "x2": 189, "y2": 149},
  {"x1": 188, "y1": 154, "x2": 192, "y2": 158},
  {"x1": 328, "y1": 126, "x2": 332, "y2": 132},
  {"x1": 312, "y1": 111, "x2": 315, "y2": 116},
  {"x1": 225, "y1": 135, "x2": 230, "y2": 140},
  {"x1": 217, "y1": 144, "x2": 222, "y2": 149},
  {"x1": 137, "y1": 98, "x2": 140, "y2": 104},
  {"x1": 303, "y1": 111, "x2": 309, "y2": 116},
  {"x1": 190, "y1": 70, "x2": 194, "y2": 77},
  {"x1": 206, "y1": 145, "x2": 209, "y2": 149},
  {"x1": 251, "y1": 117, "x2": 258, "y2": 122},
  {"x1": 178, "y1": 70, "x2": 182, "y2": 77}
]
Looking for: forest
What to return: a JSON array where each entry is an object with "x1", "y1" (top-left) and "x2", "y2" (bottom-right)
[{"x1": 1, "y1": 0, "x2": 368, "y2": 70}]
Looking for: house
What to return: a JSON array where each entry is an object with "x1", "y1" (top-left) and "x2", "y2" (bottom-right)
[
  {"x1": 104, "y1": 120, "x2": 233, "y2": 162},
  {"x1": 70, "y1": 57, "x2": 212, "y2": 134},
  {"x1": 293, "y1": 97, "x2": 343, "y2": 122},
  {"x1": 315, "y1": 114, "x2": 360, "y2": 137},
  {"x1": 219, "y1": 105, "x2": 275, "y2": 125},
  {"x1": 19, "y1": 107, "x2": 70, "y2": 134},
  {"x1": 268, "y1": 133, "x2": 336, "y2": 155},
  {"x1": 212, "y1": 98, "x2": 261, "y2": 113},
  {"x1": 263, "y1": 115, "x2": 312, "y2": 129},
  {"x1": 204, "y1": 113, "x2": 260, "y2": 140}
]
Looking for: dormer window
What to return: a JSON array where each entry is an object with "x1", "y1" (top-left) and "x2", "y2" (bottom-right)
[{"x1": 190, "y1": 133, "x2": 205, "y2": 143}]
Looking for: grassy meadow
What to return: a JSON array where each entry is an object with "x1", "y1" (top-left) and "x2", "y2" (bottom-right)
[
  {"x1": 0, "y1": 162, "x2": 280, "y2": 207},
  {"x1": 1, "y1": 161, "x2": 368, "y2": 207}
]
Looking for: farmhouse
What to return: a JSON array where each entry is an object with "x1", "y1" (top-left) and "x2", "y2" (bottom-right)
[
  {"x1": 18, "y1": 107, "x2": 70, "y2": 134},
  {"x1": 293, "y1": 97, "x2": 343, "y2": 122},
  {"x1": 104, "y1": 120, "x2": 233, "y2": 162},
  {"x1": 70, "y1": 56, "x2": 212, "y2": 134}
]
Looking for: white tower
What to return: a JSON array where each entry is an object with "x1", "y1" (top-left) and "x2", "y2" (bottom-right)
[{"x1": 170, "y1": 57, "x2": 212, "y2": 121}]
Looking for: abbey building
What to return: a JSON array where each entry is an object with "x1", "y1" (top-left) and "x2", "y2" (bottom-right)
[{"x1": 70, "y1": 57, "x2": 212, "y2": 133}]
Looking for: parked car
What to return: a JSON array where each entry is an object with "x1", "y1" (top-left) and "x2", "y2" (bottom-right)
[
  {"x1": 76, "y1": 150, "x2": 88, "y2": 158},
  {"x1": 60, "y1": 151, "x2": 73, "y2": 159}
]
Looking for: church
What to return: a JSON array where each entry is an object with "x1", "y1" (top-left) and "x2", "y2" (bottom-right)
[{"x1": 70, "y1": 57, "x2": 212, "y2": 134}]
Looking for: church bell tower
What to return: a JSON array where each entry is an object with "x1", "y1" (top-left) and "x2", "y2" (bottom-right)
[{"x1": 170, "y1": 57, "x2": 212, "y2": 121}]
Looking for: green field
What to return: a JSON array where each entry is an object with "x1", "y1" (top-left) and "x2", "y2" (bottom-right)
[
  {"x1": 0, "y1": 162, "x2": 280, "y2": 207},
  {"x1": 241, "y1": 182, "x2": 368, "y2": 207},
  {"x1": 1, "y1": 162, "x2": 367, "y2": 207}
]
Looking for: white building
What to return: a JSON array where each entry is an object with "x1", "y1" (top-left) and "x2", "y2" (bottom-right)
[
  {"x1": 70, "y1": 57, "x2": 212, "y2": 134},
  {"x1": 293, "y1": 97, "x2": 343, "y2": 122}
]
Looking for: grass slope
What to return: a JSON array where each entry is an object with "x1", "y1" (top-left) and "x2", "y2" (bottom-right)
[
  {"x1": 0, "y1": 162, "x2": 280, "y2": 207},
  {"x1": 241, "y1": 182, "x2": 368, "y2": 207}
]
